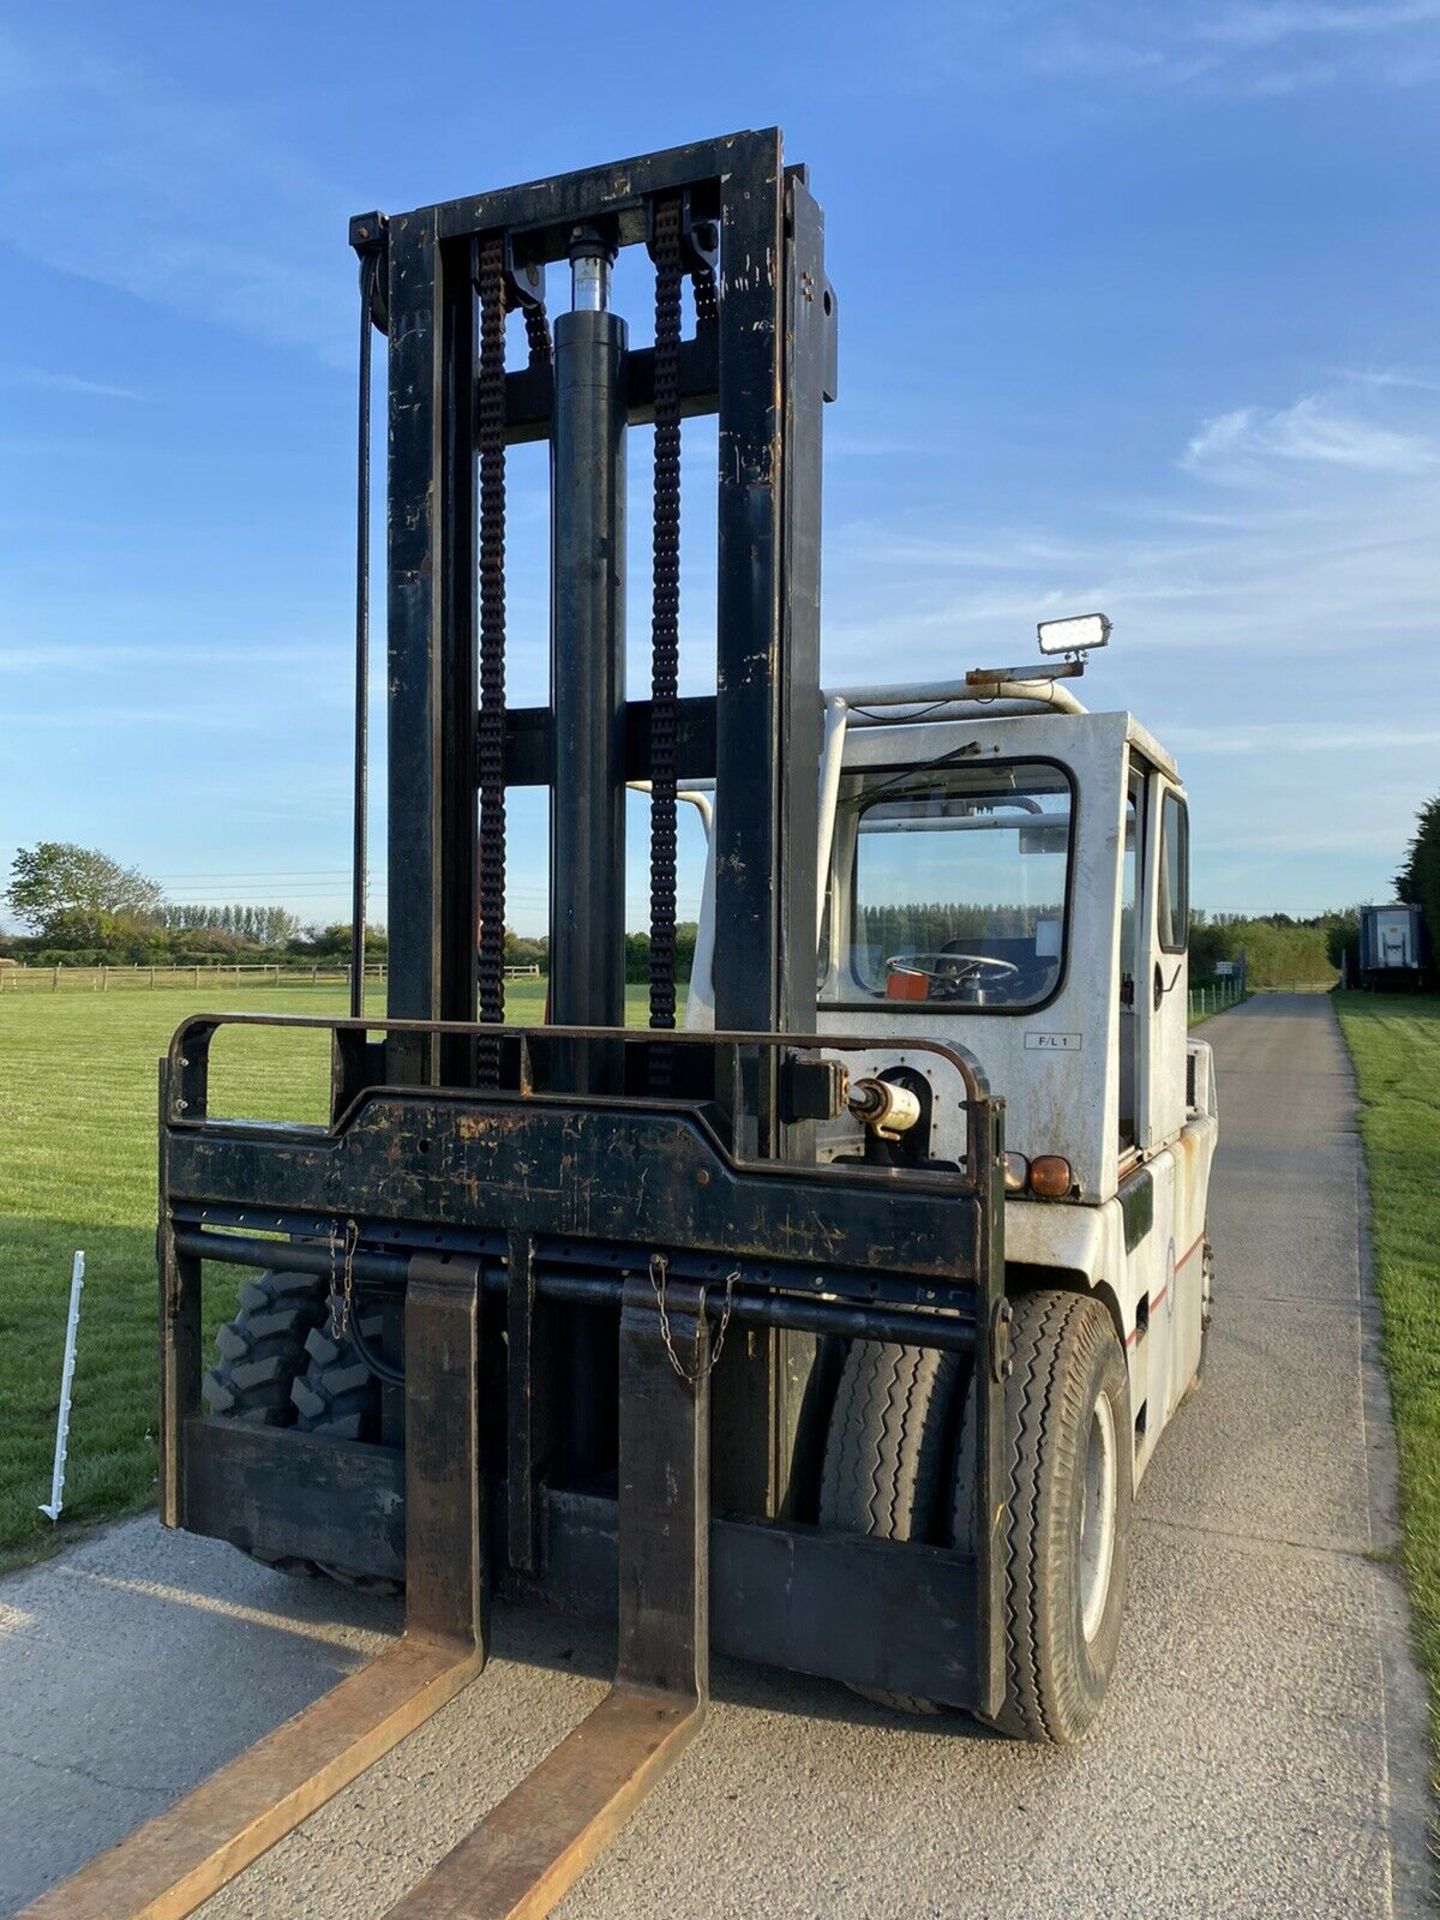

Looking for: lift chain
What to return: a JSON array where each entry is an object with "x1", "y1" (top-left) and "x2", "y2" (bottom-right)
[
  {"x1": 648, "y1": 195, "x2": 684, "y2": 1068},
  {"x1": 477, "y1": 234, "x2": 509, "y2": 1083},
  {"x1": 327, "y1": 1216, "x2": 360, "y2": 1342},
  {"x1": 690, "y1": 254, "x2": 718, "y2": 334},
  {"x1": 522, "y1": 299, "x2": 551, "y2": 367},
  {"x1": 648, "y1": 1253, "x2": 737, "y2": 1384},
  {"x1": 691, "y1": 245, "x2": 718, "y2": 336}
]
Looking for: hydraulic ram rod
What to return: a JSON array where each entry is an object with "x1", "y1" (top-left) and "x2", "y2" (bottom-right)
[
  {"x1": 170, "y1": 1227, "x2": 980, "y2": 1353},
  {"x1": 549, "y1": 229, "x2": 627, "y2": 1076}
]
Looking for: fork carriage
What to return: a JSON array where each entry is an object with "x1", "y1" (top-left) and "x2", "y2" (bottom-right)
[{"x1": 162, "y1": 1014, "x2": 1008, "y2": 1717}]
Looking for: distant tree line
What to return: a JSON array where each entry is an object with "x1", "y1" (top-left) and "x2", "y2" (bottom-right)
[
  {"x1": 857, "y1": 902, "x2": 1061, "y2": 957},
  {"x1": 160, "y1": 903, "x2": 302, "y2": 946},
  {"x1": 1188, "y1": 910, "x2": 1355, "y2": 990},
  {"x1": 0, "y1": 842, "x2": 699, "y2": 979},
  {"x1": 0, "y1": 842, "x2": 390, "y2": 967},
  {"x1": 10, "y1": 821, "x2": 1435, "y2": 990}
]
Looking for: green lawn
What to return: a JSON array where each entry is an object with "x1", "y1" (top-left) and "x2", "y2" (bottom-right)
[
  {"x1": 0, "y1": 980, "x2": 651, "y2": 1567},
  {"x1": 1335, "y1": 991, "x2": 1440, "y2": 1780}
]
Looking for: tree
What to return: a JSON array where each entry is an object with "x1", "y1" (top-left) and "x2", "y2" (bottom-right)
[
  {"x1": 1396, "y1": 793, "x2": 1440, "y2": 963},
  {"x1": 5, "y1": 842, "x2": 164, "y2": 942}
]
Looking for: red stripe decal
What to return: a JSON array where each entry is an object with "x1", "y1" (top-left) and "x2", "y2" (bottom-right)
[{"x1": 1125, "y1": 1235, "x2": 1205, "y2": 1348}]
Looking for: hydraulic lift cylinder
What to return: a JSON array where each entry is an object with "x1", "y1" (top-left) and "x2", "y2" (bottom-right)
[{"x1": 550, "y1": 237, "x2": 627, "y2": 1068}]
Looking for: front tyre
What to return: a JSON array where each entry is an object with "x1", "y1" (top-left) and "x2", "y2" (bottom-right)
[
  {"x1": 956, "y1": 1289, "x2": 1132, "y2": 1743},
  {"x1": 818, "y1": 1339, "x2": 966, "y2": 1713}
]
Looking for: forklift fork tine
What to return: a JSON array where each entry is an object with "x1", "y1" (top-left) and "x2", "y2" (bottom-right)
[
  {"x1": 384, "y1": 1685, "x2": 703, "y2": 1920},
  {"x1": 384, "y1": 1272, "x2": 710, "y2": 1920},
  {"x1": 18, "y1": 1258, "x2": 486, "y2": 1920},
  {"x1": 18, "y1": 1639, "x2": 481, "y2": 1920}
]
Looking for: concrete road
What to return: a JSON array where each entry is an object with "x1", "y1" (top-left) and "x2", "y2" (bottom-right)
[{"x1": 2, "y1": 994, "x2": 1432, "y2": 1918}]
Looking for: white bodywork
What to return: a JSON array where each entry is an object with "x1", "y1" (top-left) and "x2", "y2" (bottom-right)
[{"x1": 686, "y1": 685, "x2": 1219, "y2": 1484}]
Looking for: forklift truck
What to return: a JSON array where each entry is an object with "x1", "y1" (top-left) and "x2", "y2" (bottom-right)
[{"x1": 26, "y1": 129, "x2": 1217, "y2": 1920}]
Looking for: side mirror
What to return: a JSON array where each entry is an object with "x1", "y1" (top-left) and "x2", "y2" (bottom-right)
[{"x1": 1037, "y1": 612, "x2": 1111, "y2": 656}]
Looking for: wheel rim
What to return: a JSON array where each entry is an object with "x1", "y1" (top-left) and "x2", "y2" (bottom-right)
[{"x1": 1079, "y1": 1392, "x2": 1118, "y2": 1643}]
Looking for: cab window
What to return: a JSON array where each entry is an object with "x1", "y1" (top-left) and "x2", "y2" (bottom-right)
[
  {"x1": 822, "y1": 759, "x2": 1073, "y2": 1011},
  {"x1": 1157, "y1": 790, "x2": 1188, "y2": 954}
]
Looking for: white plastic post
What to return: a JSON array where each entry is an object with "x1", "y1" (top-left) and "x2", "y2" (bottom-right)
[{"x1": 39, "y1": 1252, "x2": 85, "y2": 1522}]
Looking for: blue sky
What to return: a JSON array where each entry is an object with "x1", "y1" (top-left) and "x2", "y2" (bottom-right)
[{"x1": 2, "y1": 0, "x2": 1438, "y2": 934}]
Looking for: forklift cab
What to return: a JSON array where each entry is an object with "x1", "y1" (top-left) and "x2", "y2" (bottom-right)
[{"x1": 689, "y1": 674, "x2": 1194, "y2": 1207}]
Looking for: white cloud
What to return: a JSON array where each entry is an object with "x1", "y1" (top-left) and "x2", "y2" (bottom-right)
[
  {"x1": 815, "y1": 367, "x2": 1440, "y2": 914},
  {"x1": 0, "y1": 25, "x2": 349, "y2": 365},
  {"x1": 1159, "y1": 719, "x2": 1440, "y2": 756},
  {"x1": 1184, "y1": 395, "x2": 1439, "y2": 479},
  {"x1": 0, "y1": 365, "x2": 139, "y2": 400},
  {"x1": 1198, "y1": 1, "x2": 1440, "y2": 50},
  {"x1": 1013, "y1": 0, "x2": 1440, "y2": 93},
  {"x1": 0, "y1": 640, "x2": 345, "y2": 675}
]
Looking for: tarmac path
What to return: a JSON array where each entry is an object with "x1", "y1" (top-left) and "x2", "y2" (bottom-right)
[{"x1": 1, "y1": 994, "x2": 1431, "y2": 1917}]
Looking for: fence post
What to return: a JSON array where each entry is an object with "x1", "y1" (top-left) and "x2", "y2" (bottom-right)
[
  {"x1": 194, "y1": 965, "x2": 201, "y2": 987},
  {"x1": 39, "y1": 1251, "x2": 86, "y2": 1522}
]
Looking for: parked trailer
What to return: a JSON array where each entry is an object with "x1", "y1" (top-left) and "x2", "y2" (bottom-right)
[
  {"x1": 27, "y1": 131, "x2": 1217, "y2": 1920},
  {"x1": 1359, "y1": 902, "x2": 1429, "y2": 990}
]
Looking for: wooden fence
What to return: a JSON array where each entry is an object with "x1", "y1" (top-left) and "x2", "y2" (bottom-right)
[
  {"x1": 0, "y1": 961, "x2": 546, "y2": 993},
  {"x1": 0, "y1": 963, "x2": 387, "y2": 993}
]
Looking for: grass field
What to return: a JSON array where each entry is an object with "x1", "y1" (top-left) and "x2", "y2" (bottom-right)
[
  {"x1": 0, "y1": 980, "x2": 652, "y2": 1568},
  {"x1": 1335, "y1": 991, "x2": 1440, "y2": 1778}
]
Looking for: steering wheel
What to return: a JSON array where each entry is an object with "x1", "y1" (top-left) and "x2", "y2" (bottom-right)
[{"x1": 885, "y1": 952, "x2": 1020, "y2": 1001}]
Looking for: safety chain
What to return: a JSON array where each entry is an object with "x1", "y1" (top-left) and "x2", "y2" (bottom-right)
[
  {"x1": 648, "y1": 196, "x2": 684, "y2": 1081},
  {"x1": 476, "y1": 235, "x2": 509, "y2": 1085},
  {"x1": 327, "y1": 1217, "x2": 361, "y2": 1342},
  {"x1": 648, "y1": 1253, "x2": 737, "y2": 1385}
]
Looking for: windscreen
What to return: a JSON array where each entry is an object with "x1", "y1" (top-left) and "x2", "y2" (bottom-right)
[{"x1": 821, "y1": 758, "x2": 1073, "y2": 1010}]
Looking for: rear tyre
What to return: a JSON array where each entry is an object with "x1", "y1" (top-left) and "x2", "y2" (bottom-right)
[
  {"x1": 204, "y1": 1270, "x2": 326, "y2": 1582},
  {"x1": 291, "y1": 1311, "x2": 386, "y2": 1442},
  {"x1": 203, "y1": 1270, "x2": 327, "y2": 1427},
  {"x1": 819, "y1": 1339, "x2": 966, "y2": 1713},
  {"x1": 204, "y1": 1273, "x2": 393, "y2": 1594},
  {"x1": 291, "y1": 1311, "x2": 402, "y2": 1597},
  {"x1": 954, "y1": 1289, "x2": 1131, "y2": 1744}
]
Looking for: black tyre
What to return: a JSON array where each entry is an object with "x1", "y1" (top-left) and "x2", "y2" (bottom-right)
[
  {"x1": 818, "y1": 1339, "x2": 966, "y2": 1713},
  {"x1": 203, "y1": 1269, "x2": 328, "y2": 1426},
  {"x1": 291, "y1": 1311, "x2": 386, "y2": 1441},
  {"x1": 203, "y1": 1270, "x2": 327, "y2": 1581},
  {"x1": 955, "y1": 1289, "x2": 1131, "y2": 1744},
  {"x1": 291, "y1": 1313, "x2": 400, "y2": 1594},
  {"x1": 205, "y1": 1273, "x2": 392, "y2": 1593}
]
